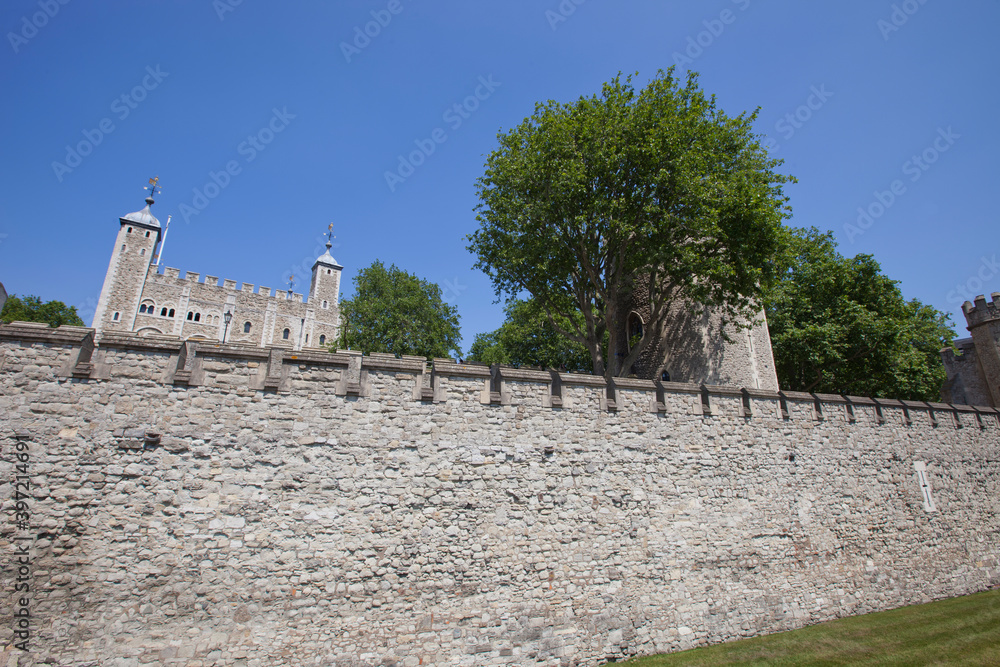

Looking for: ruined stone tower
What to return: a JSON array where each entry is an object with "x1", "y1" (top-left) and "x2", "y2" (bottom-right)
[{"x1": 941, "y1": 292, "x2": 1000, "y2": 408}]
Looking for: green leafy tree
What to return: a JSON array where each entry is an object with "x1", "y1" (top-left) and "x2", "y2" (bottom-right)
[
  {"x1": 338, "y1": 261, "x2": 461, "y2": 359},
  {"x1": 0, "y1": 294, "x2": 84, "y2": 327},
  {"x1": 467, "y1": 69, "x2": 793, "y2": 381},
  {"x1": 468, "y1": 298, "x2": 593, "y2": 372},
  {"x1": 764, "y1": 227, "x2": 955, "y2": 400}
]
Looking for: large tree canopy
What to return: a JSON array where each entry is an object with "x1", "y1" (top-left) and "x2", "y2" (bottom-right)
[
  {"x1": 764, "y1": 227, "x2": 955, "y2": 400},
  {"x1": 337, "y1": 260, "x2": 461, "y2": 359},
  {"x1": 0, "y1": 294, "x2": 84, "y2": 328},
  {"x1": 467, "y1": 69, "x2": 793, "y2": 380},
  {"x1": 467, "y1": 298, "x2": 593, "y2": 373}
]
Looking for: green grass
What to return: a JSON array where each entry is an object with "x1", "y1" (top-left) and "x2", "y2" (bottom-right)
[{"x1": 620, "y1": 588, "x2": 1000, "y2": 666}]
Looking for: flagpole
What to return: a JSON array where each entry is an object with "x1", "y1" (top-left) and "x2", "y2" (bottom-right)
[{"x1": 156, "y1": 215, "x2": 171, "y2": 267}]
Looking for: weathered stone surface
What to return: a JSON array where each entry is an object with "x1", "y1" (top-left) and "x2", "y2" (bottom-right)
[{"x1": 0, "y1": 327, "x2": 998, "y2": 666}]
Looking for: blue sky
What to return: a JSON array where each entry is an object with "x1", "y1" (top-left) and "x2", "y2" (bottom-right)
[{"x1": 1, "y1": 0, "x2": 997, "y2": 350}]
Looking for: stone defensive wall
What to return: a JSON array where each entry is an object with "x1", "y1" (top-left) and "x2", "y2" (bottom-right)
[{"x1": 1, "y1": 322, "x2": 999, "y2": 666}]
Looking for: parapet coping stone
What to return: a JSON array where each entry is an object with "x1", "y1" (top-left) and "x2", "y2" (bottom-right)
[
  {"x1": 0, "y1": 321, "x2": 93, "y2": 345},
  {"x1": 779, "y1": 390, "x2": 814, "y2": 402}
]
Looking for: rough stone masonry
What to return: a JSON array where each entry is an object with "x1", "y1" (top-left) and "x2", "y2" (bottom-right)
[{"x1": 1, "y1": 322, "x2": 998, "y2": 666}]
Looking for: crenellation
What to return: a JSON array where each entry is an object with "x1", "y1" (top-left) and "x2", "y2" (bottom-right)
[
  {"x1": 163, "y1": 266, "x2": 181, "y2": 279},
  {"x1": 185, "y1": 271, "x2": 200, "y2": 283},
  {"x1": 223, "y1": 279, "x2": 237, "y2": 290}
]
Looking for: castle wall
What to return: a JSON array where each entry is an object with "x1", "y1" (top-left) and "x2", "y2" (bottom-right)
[
  {"x1": 127, "y1": 266, "x2": 339, "y2": 350},
  {"x1": 940, "y1": 338, "x2": 992, "y2": 406},
  {"x1": 2, "y1": 323, "x2": 999, "y2": 667},
  {"x1": 942, "y1": 292, "x2": 1000, "y2": 408}
]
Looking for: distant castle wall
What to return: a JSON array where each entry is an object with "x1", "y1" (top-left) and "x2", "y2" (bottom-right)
[
  {"x1": 942, "y1": 292, "x2": 1000, "y2": 408},
  {"x1": 131, "y1": 265, "x2": 339, "y2": 349},
  {"x1": 92, "y1": 196, "x2": 342, "y2": 351},
  {"x1": 2, "y1": 322, "x2": 998, "y2": 666}
]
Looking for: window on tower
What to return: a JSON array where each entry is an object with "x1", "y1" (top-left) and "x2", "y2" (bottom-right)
[
  {"x1": 168, "y1": 309, "x2": 175, "y2": 317},
  {"x1": 139, "y1": 305, "x2": 147, "y2": 314},
  {"x1": 319, "y1": 335, "x2": 326, "y2": 345},
  {"x1": 113, "y1": 312, "x2": 120, "y2": 321},
  {"x1": 160, "y1": 307, "x2": 168, "y2": 317},
  {"x1": 127, "y1": 227, "x2": 132, "y2": 233},
  {"x1": 194, "y1": 313, "x2": 201, "y2": 323},
  {"x1": 244, "y1": 322, "x2": 252, "y2": 333},
  {"x1": 283, "y1": 328, "x2": 290, "y2": 340}
]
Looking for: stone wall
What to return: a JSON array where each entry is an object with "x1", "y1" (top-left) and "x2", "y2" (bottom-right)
[{"x1": 1, "y1": 322, "x2": 999, "y2": 667}]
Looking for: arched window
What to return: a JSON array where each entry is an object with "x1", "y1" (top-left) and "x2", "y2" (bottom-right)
[
  {"x1": 145, "y1": 231, "x2": 150, "y2": 238},
  {"x1": 319, "y1": 335, "x2": 326, "y2": 345},
  {"x1": 187, "y1": 312, "x2": 193, "y2": 321},
  {"x1": 113, "y1": 312, "x2": 120, "y2": 321},
  {"x1": 127, "y1": 227, "x2": 132, "y2": 233},
  {"x1": 168, "y1": 309, "x2": 175, "y2": 318},
  {"x1": 626, "y1": 312, "x2": 644, "y2": 351},
  {"x1": 244, "y1": 322, "x2": 252, "y2": 334},
  {"x1": 139, "y1": 305, "x2": 147, "y2": 314},
  {"x1": 194, "y1": 313, "x2": 201, "y2": 323},
  {"x1": 160, "y1": 307, "x2": 168, "y2": 317},
  {"x1": 140, "y1": 249, "x2": 146, "y2": 256},
  {"x1": 322, "y1": 300, "x2": 328, "y2": 309},
  {"x1": 282, "y1": 328, "x2": 290, "y2": 340}
]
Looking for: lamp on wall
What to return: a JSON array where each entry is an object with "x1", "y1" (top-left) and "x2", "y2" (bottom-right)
[{"x1": 223, "y1": 310, "x2": 233, "y2": 343}]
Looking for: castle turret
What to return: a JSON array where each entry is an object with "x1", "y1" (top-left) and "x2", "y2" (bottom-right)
[
  {"x1": 961, "y1": 292, "x2": 1000, "y2": 407},
  {"x1": 92, "y1": 193, "x2": 162, "y2": 334},
  {"x1": 308, "y1": 231, "x2": 342, "y2": 347}
]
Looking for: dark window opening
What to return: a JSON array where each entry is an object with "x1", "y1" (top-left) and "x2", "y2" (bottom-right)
[
  {"x1": 139, "y1": 305, "x2": 147, "y2": 314},
  {"x1": 187, "y1": 312, "x2": 193, "y2": 321},
  {"x1": 168, "y1": 309, "x2": 175, "y2": 317},
  {"x1": 194, "y1": 313, "x2": 201, "y2": 323},
  {"x1": 127, "y1": 227, "x2": 132, "y2": 233},
  {"x1": 282, "y1": 328, "x2": 290, "y2": 340},
  {"x1": 319, "y1": 335, "x2": 326, "y2": 345},
  {"x1": 113, "y1": 312, "x2": 120, "y2": 321},
  {"x1": 160, "y1": 307, "x2": 168, "y2": 317},
  {"x1": 244, "y1": 322, "x2": 252, "y2": 333},
  {"x1": 145, "y1": 231, "x2": 150, "y2": 238}
]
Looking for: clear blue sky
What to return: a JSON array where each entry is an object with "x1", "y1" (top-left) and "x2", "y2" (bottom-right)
[{"x1": 2, "y1": 0, "x2": 998, "y2": 349}]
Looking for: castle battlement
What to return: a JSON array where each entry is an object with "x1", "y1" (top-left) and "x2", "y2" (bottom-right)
[{"x1": 963, "y1": 292, "x2": 1000, "y2": 329}]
